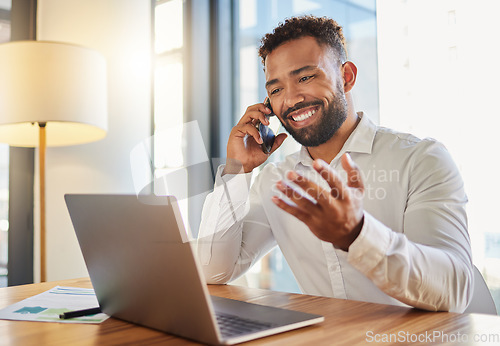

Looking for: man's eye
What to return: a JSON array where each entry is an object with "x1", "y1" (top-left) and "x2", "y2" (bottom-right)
[
  {"x1": 299, "y1": 75, "x2": 313, "y2": 82},
  {"x1": 270, "y1": 88, "x2": 281, "y2": 95}
]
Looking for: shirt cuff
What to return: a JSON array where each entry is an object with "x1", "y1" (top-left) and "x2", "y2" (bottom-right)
[{"x1": 347, "y1": 212, "x2": 392, "y2": 273}]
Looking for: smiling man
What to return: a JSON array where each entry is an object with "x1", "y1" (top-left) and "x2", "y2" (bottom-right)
[{"x1": 197, "y1": 16, "x2": 473, "y2": 312}]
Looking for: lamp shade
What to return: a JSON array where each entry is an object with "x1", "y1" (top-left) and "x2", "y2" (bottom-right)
[{"x1": 0, "y1": 40, "x2": 107, "y2": 147}]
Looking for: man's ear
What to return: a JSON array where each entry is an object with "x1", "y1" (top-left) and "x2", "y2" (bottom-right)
[{"x1": 342, "y1": 61, "x2": 357, "y2": 93}]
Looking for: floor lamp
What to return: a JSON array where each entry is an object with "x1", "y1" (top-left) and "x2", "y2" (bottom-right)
[{"x1": 0, "y1": 41, "x2": 108, "y2": 282}]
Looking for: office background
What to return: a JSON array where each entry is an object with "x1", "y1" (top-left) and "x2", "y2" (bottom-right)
[{"x1": 0, "y1": 0, "x2": 499, "y2": 314}]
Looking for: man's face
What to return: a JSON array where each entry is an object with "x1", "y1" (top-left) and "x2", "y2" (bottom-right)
[{"x1": 264, "y1": 36, "x2": 348, "y2": 147}]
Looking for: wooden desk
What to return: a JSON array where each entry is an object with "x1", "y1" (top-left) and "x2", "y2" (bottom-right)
[{"x1": 1, "y1": 278, "x2": 500, "y2": 345}]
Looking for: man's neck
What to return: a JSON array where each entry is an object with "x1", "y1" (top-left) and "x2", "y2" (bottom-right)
[{"x1": 306, "y1": 108, "x2": 360, "y2": 164}]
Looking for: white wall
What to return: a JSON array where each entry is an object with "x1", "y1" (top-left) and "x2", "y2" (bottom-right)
[{"x1": 36, "y1": 0, "x2": 151, "y2": 282}]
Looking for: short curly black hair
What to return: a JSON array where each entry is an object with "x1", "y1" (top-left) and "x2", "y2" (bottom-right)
[{"x1": 258, "y1": 15, "x2": 347, "y2": 66}]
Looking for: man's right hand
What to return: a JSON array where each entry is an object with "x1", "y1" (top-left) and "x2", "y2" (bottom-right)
[{"x1": 224, "y1": 102, "x2": 287, "y2": 174}]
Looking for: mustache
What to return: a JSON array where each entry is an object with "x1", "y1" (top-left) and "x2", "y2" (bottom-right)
[{"x1": 282, "y1": 100, "x2": 324, "y2": 119}]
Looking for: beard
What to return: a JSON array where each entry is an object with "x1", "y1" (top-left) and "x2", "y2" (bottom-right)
[{"x1": 279, "y1": 85, "x2": 348, "y2": 147}]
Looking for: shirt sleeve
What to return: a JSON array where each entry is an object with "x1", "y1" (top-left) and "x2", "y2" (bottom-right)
[
  {"x1": 347, "y1": 140, "x2": 474, "y2": 312},
  {"x1": 197, "y1": 165, "x2": 277, "y2": 284}
]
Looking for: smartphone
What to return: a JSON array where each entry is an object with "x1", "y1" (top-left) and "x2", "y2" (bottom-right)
[{"x1": 258, "y1": 98, "x2": 276, "y2": 154}]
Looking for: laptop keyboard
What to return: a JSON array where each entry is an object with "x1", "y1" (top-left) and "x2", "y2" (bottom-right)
[{"x1": 216, "y1": 312, "x2": 274, "y2": 337}]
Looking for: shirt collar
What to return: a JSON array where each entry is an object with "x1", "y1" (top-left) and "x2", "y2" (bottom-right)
[{"x1": 296, "y1": 112, "x2": 377, "y2": 168}]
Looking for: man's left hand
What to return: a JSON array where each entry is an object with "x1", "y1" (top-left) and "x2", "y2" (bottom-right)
[{"x1": 272, "y1": 153, "x2": 365, "y2": 251}]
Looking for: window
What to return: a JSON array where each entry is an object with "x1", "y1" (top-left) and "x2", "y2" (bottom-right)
[
  {"x1": 153, "y1": 0, "x2": 213, "y2": 240},
  {"x1": 153, "y1": 0, "x2": 189, "y2": 223},
  {"x1": 377, "y1": 0, "x2": 500, "y2": 312},
  {"x1": 0, "y1": 0, "x2": 11, "y2": 288},
  {"x1": 233, "y1": 0, "x2": 378, "y2": 292}
]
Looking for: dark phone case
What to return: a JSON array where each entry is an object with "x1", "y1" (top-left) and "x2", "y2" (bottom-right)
[{"x1": 259, "y1": 99, "x2": 276, "y2": 154}]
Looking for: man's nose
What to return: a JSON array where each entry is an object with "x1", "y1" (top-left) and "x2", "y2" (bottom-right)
[{"x1": 283, "y1": 84, "x2": 305, "y2": 112}]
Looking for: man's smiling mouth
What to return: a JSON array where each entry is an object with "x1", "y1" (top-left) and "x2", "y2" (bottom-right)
[
  {"x1": 288, "y1": 106, "x2": 319, "y2": 122},
  {"x1": 291, "y1": 108, "x2": 317, "y2": 122}
]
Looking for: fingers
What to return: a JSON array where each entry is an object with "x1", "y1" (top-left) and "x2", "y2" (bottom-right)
[
  {"x1": 237, "y1": 103, "x2": 271, "y2": 126},
  {"x1": 341, "y1": 153, "x2": 364, "y2": 191},
  {"x1": 271, "y1": 195, "x2": 312, "y2": 224},
  {"x1": 312, "y1": 159, "x2": 348, "y2": 199},
  {"x1": 272, "y1": 175, "x2": 320, "y2": 224},
  {"x1": 275, "y1": 178, "x2": 319, "y2": 207},
  {"x1": 233, "y1": 123, "x2": 263, "y2": 144},
  {"x1": 273, "y1": 172, "x2": 333, "y2": 218},
  {"x1": 272, "y1": 171, "x2": 342, "y2": 232},
  {"x1": 232, "y1": 103, "x2": 273, "y2": 146},
  {"x1": 312, "y1": 154, "x2": 364, "y2": 195}
]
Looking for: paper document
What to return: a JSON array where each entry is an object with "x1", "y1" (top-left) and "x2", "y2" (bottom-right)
[{"x1": 0, "y1": 286, "x2": 109, "y2": 323}]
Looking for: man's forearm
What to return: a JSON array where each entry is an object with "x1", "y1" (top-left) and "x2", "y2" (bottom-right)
[
  {"x1": 197, "y1": 164, "x2": 271, "y2": 284},
  {"x1": 348, "y1": 212, "x2": 473, "y2": 312}
]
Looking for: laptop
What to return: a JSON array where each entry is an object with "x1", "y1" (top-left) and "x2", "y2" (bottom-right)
[{"x1": 65, "y1": 194, "x2": 324, "y2": 345}]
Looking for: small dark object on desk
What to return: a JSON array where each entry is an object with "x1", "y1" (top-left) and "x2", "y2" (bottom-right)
[{"x1": 59, "y1": 307, "x2": 101, "y2": 319}]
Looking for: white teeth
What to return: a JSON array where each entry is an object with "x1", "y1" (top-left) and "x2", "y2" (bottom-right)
[{"x1": 292, "y1": 109, "x2": 316, "y2": 122}]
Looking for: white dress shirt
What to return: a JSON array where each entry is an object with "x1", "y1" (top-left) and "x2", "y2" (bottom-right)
[{"x1": 197, "y1": 113, "x2": 473, "y2": 312}]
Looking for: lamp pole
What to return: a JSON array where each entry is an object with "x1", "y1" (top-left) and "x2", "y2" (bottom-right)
[{"x1": 39, "y1": 122, "x2": 46, "y2": 282}]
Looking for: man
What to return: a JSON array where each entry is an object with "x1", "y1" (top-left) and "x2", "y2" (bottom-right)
[{"x1": 197, "y1": 16, "x2": 473, "y2": 312}]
